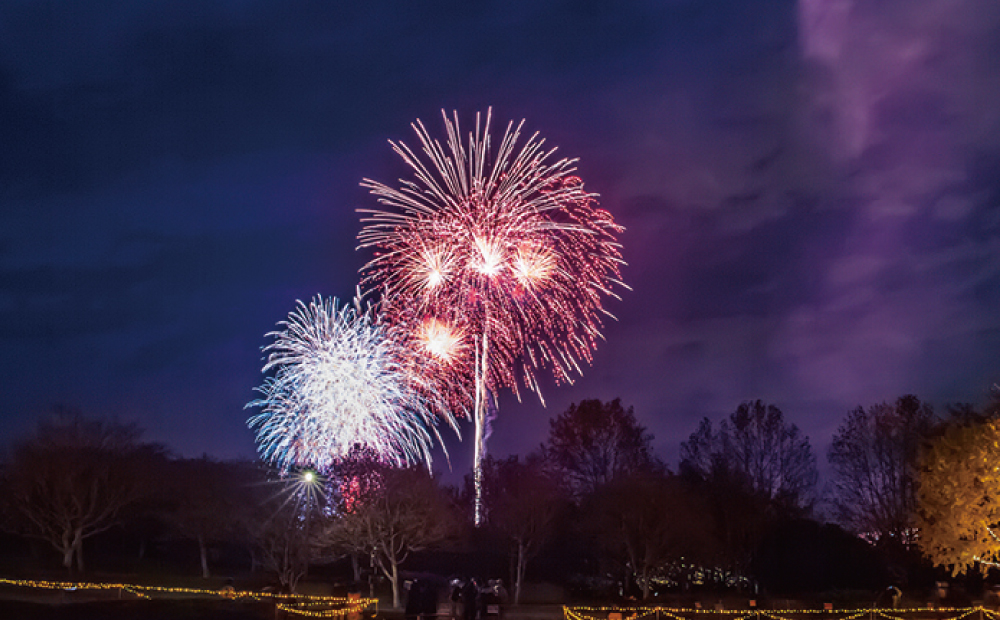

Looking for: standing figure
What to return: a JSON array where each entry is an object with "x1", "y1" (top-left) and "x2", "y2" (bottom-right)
[
  {"x1": 406, "y1": 580, "x2": 422, "y2": 620},
  {"x1": 450, "y1": 580, "x2": 463, "y2": 620},
  {"x1": 481, "y1": 580, "x2": 506, "y2": 619},
  {"x1": 419, "y1": 580, "x2": 439, "y2": 620},
  {"x1": 461, "y1": 578, "x2": 479, "y2": 620}
]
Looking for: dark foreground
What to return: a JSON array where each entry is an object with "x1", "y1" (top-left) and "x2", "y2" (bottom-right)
[{"x1": 0, "y1": 598, "x2": 276, "y2": 619}]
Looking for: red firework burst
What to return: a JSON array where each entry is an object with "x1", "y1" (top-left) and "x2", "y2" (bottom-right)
[{"x1": 358, "y1": 109, "x2": 627, "y2": 406}]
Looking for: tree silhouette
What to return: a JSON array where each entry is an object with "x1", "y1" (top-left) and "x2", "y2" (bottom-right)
[
  {"x1": 236, "y1": 464, "x2": 331, "y2": 593},
  {"x1": 828, "y1": 395, "x2": 933, "y2": 549},
  {"x1": 4, "y1": 411, "x2": 167, "y2": 572},
  {"x1": 541, "y1": 398, "x2": 660, "y2": 501},
  {"x1": 319, "y1": 465, "x2": 456, "y2": 608},
  {"x1": 681, "y1": 400, "x2": 817, "y2": 511},
  {"x1": 582, "y1": 470, "x2": 715, "y2": 600},
  {"x1": 680, "y1": 401, "x2": 817, "y2": 583},
  {"x1": 166, "y1": 457, "x2": 252, "y2": 578},
  {"x1": 479, "y1": 455, "x2": 564, "y2": 604}
]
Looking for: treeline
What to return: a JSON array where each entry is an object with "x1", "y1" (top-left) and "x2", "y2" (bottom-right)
[{"x1": 1, "y1": 393, "x2": 999, "y2": 606}]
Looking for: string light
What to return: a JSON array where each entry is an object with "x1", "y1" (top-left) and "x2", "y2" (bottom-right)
[
  {"x1": 5, "y1": 578, "x2": 995, "y2": 620},
  {"x1": 0, "y1": 577, "x2": 375, "y2": 617},
  {"x1": 277, "y1": 601, "x2": 373, "y2": 617},
  {"x1": 564, "y1": 605, "x2": 994, "y2": 620}
]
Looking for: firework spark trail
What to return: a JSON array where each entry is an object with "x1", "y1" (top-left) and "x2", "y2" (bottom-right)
[
  {"x1": 358, "y1": 109, "x2": 626, "y2": 400},
  {"x1": 246, "y1": 295, "x2": 457, "y2": 471},
  {"x1": 357, "y1": 109, "x2": 627, "y2": 524}
]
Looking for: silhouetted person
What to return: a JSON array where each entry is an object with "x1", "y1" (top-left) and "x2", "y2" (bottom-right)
[
  {"x1": 461, "y1": 578, "x2": 479, "y2": 620},
  {"x1": 419, "y1": 580, "x2": 439, "y2": 620},
  {"x1": 481, "y1": 580, "x2": 505, "y2": 619},
  {"x1": 406, "y1": 580, "x2": 422, "y2": 620}
]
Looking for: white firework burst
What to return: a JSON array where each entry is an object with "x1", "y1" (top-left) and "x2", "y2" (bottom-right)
[{"x1": 247, "y1": 295, "x2": 454, "y2": 471}]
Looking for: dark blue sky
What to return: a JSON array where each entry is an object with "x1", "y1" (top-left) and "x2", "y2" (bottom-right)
[{"x1": 2, "y1": 0, "x2": 999, "y2": 478}]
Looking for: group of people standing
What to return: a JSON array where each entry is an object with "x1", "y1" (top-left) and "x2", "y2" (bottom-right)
[
  {"x1": 452, "y1": 578, "x2": 508, "y2": 620},
  {"x1": 405, "y1": 577, "x2": 508, "y2": 620}
]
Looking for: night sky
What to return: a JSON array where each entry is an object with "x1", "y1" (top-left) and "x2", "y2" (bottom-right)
[{"x1": 3, "y1": 0, "x2": 999, "y2": 480}]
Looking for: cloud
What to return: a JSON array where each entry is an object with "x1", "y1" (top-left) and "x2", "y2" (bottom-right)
[{"x1": 0, "y1": 0, "x2": 998, "y2": 469}]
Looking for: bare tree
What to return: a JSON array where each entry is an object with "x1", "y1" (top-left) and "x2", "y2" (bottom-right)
[
  {"x1": 582, "y1": 471, "x2": 715, "y2": 600},
  {"x1": 678, "y1": 451, "x2": 769, "y2": 586},
  {"x1": 319, "y1": 465, "x2": 456, "y2": 608},
  {"x1": 541, "y1": 398, "x2": 660, "y2": 501},
  {"x1": 681, "y1": 400, "x2": 817, "y2": 511},
  {"x1": 5, "y1": 412, "x2": 167, "y2": 571},
  {"x1": 325, "y1": 446, "x2": 386, "y2": 585},
  {"x1": 479, "y1": 455, "x2": 564, "y2": 604},
  {"x1": 828, "y1": 395, "x2": 934, "y2": 547},
  {"x1": 248, "y1": 499, "x2": 324, "y2": 593},
  {"x1": 165, "y1": 457, "x2": 249, "y2": 578},
  {"x1": 680, "y1": 401, "x2": 816, "y2": 584},
  {"x1": 236, "y1": 465, "x2": 332, "y2": 593}
]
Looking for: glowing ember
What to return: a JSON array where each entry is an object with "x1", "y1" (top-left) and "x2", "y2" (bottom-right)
[{"x1": 357, "y1": 109, "x2": 627, "y2": 523}]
